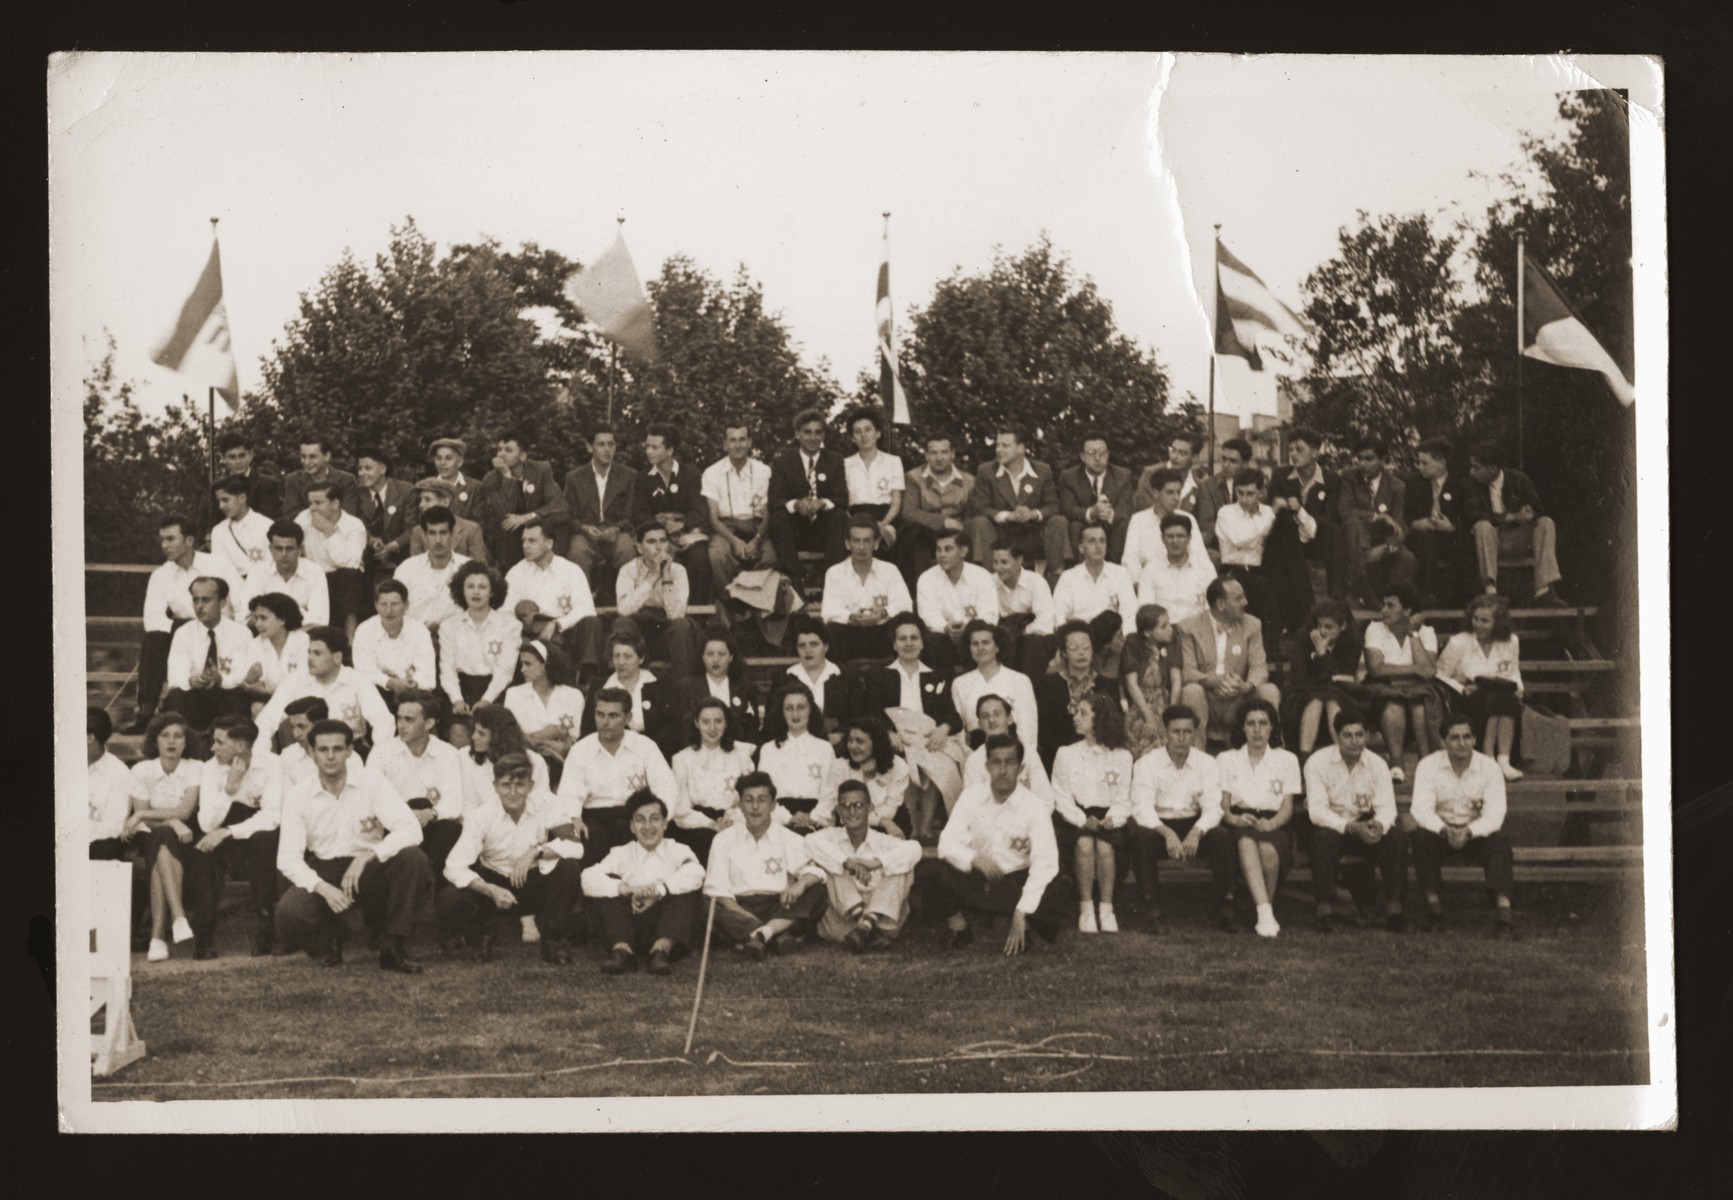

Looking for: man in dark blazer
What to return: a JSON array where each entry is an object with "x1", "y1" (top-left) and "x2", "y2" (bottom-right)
[
  {"x1": 563, "y1": 423, "x2": 639, "y2": 596},
  {"x1": 352, "y1": 448, "x2": 417, "y2": 576},
  {"x1": 1058, "y1": 434, "x2": 1135, "y2": 564},
  {"x1": 217, "y1": 432, "x2": 284, "y2": 521},
  {"x1": 766, "y1": 407, "x2": 849, "y2": 591},
  {"x1": 282, "y1": 436, "x2": 358, "y2": 521},
  {"x1": 428, "y1": 437, "x2": 484, "y2": 523},
  {"x1": 1132, "y1": 431, "x2": 1217, "y2": 549},
  {"x1": 965, "y1": 424, "x2": 1070, "y2": 579},
  {"x1": 1266, "y1": 429, "x2": 1343, "y2": 598},
  {"x1": 632, "y1": 423, "x2": 713, "y2": 604},
  {"x1": 1335, "y1": 436, "x2": 1408, "y2": 607},
  {"x1": 1403, "y1": 436, "x2": 1473, "y2": 607},
  {"x1": 477, "y1": 429, "x2": 567, "y2": 574},
  {"x1": 1465, "y1": 438, "x2": 1564, "y2": 603}
]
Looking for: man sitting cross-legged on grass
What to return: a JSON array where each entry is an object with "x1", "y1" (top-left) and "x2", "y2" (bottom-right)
[
  {"x1": 581, "y1": 789, "x2": 705, "y2": 976},
  {"x1": 438, "y1": 752, "x2": 586, "y2": 964},
  {"x1": 1304, "y1": 708, "x2": 1408, "y2": 934},
  {"x1": 274, "y1": 719, "x2": 434, "y2": 973},
  {"x1": 935, "y1": 733, "x2": 1065, "y2": 955},
  {"x1": 702, "y1": 771, "x2": 827, "y2": 961},
  {"x1": 1407, "y1": 713, "x2": 1516, "y2": 938},
  {"x1": 804, "y1": 779, "x2": 924, "y2": 953}
]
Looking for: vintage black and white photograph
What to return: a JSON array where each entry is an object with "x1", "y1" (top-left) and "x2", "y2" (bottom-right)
[{"x1": 51, "y1": 51, "x2": 1670, "y2": 1131}]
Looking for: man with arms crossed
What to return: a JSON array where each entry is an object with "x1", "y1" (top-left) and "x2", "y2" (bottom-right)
[{"x1": 805, "y1": 778, "x2": 924, "y2": 952}]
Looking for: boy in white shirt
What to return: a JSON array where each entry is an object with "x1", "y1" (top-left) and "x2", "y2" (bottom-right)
[
  {"x1": 184, "y1": 715, "x2": 283, "y2": 957},
  {"x1": 805, "y1": 780, "x2": 924, "y2": 951},
  {"x1": 1128, "y1": 706, "x2": 1236, "y2": 933},
  {"x1": 583, "y1": 790, "x2": 706, "y2": 975},
  {"x1": 703, "y1": 772, "x2": 827, "y2": 960}
]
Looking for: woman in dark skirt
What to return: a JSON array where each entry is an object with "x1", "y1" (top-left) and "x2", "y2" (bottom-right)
[
  {"x1": 1436, "y1": 593, "x2": 1526, "y2": 781},
  {"x1": 125, "y1": 712, "x2": 205, "y2": 962},
  {"x1": 1050, "y1": 692, "x2": 1135, "y2": 934},
  {"x1": 1281, "y1": 598, "x2": 1371, "y2": 758},
  {"x1": 755, "y1": 679, "x2": 838, "y2": 831},
  {"x1": 1216, "y1": 699, "x2": 1302, "y2": 939}
]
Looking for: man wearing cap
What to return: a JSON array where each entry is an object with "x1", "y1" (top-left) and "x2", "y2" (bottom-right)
[
  {"x1": 478, "y1": 429, "x2": 568, "y2": 573},
  {"x1": 353, "y1": 447, "x2": 416, "y2": 575},
  {"x1": 562, "y1": 423, "x2": 640, "y2": 597},
  {"x1": 283, "y1": 437, "x2": 359, "y2": 521},
  {"x1": 504, "y1": 517, "x2": 604, "y2": 682},
  {"x1": 401, "y1": 479, "x2": 490, "y2": 563},
  {"x1": 429, "y1": 437, "x2": 483, "y2": 523}
]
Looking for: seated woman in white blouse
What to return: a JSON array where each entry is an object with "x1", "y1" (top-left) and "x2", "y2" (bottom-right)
[
  {"x1": 813, "y1": 715, "x2": 910, "y2": 836},
  {"x1": 1216, "y1": 698, "x2": 1301, "y2": 939},
  {"x1": 125, "y1": 712, "x2": 204, "y2": 962},
  {"x1": 1436, "y1": 593, "x2": 1526, "y2": 781},
  {"x1": 962, "y1": 693, "x2": 1054, "y2": 809},
  {"x1": 662, "y1": 627, "x2": 761, "y2": 758},
  {"x1": 669, "y1": 696, "x2": 766, "y2": 863},
  {"x1": 950, "y1": 618, "x2": 1039, "y2": 766},
  {"x1": 239, "y1": 592, "x2": 309, "y2": 717},
  {"x1": 461, "y1": 703, "x2": 551, "y2": 811},
  {"x1": 503, "y1": 639, "x2": 585, "y2": 774},
  {"x1": 756, "y1": 680, "x2": 840, "y2": 832},
  {"x1": 1051, "y1": 691, "x2": 1135, "y2": 934},
  {"x1": 842, "y1": 405, "x2": 904, "y2": 557}
]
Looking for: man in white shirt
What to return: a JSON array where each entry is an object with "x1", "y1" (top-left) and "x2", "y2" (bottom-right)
[
  {"x1": 351, "y1": 579, "x2": 437, "y2": 706},
  {"x1": 613, "y1": 523, "x2": 701, "y2": 678},
  {"x1": 1304, "y1": 709, "x2": 1408, "y2": 933},
  {"x1": 703, "y1": 423, "x2": 777, "y2": 595},
  {"x1": 160, "y1": 575, "x2": 253, "y2": 731},
  {"x1": 87, "y1": 708, "x2": 137, "y2": 857},
  {"x1": 992, "y1": 543, "x2": 1057, "y2": 677},
  {"x1": 1124, "y1": 467, "x2": 1211, "y2": 579},
  {"x1": 367, "y1": 690, "x2": 467, "y2": 881},
  {"x1": 296, "y1": 480, "x2": 369, "y2": 640},
  {"x1": 1136, "y1": 513, "x2": 1218, "y2": 626},
  {"x1": 1214, "y1": 469, "x2": 1280, "y2": 651},
  {"x1": 438, "y1": 752, "x2": 586, "y2": 963},
  {"x1": 915, "y1": 529, "x2": 1000, "y2": 674},
  {"x1": 256, "y1": 625, "x2": 395, "y2": 749},
  {"x1": 582, "y1": 790, "x2": 706, "y2": 974},
  {"x1": 935, "y1": 734, "x2": 1065, "y2": 954},
  {"x1": 821, "y1": 514, "x2": 914, "y2": 662},
  {"x1": 504, "y1": 517, "x2": 603, "y2": 684},
  {"x1": 1407, "y1": 715, "x2": 1516, "y2": 936},
  {"x1": 274, "y1": 719, "x2": 433, "y2": 972},
  {"x1": 184, "y1": 716, "x2": 283, "y2": 958},
  {"x1": 556, "y1": 688, "x2": 679, "y2": 866},
  {"x1": 805, "y1": 779, "x2": 924, "y2": 951},
  {"x1": 130, "y1": 514, "x2": 234, "y2": 733},
  {"x1": 210, "y1": 473, "x2": 275, "y2": 587},
  {"x1": 394, "y1": 505, "x2": 471, "y2": 629},
  {"x1": 236, "y1": 521, "x2": 331, "y2": 628},
  {"x1": 702, "y1": 771, "x2": 827, "y2": 959},
  {"x1": 1052, "y1": 520, "x2": 1139, "y2": 644},
  {"x1": 1127, "y1": 706, "x2": 1235, "y2": 933}
]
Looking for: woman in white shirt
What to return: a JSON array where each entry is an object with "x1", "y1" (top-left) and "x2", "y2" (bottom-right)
[
  {"x1": 504, "y1": 639, "x2": 585, "y2": 773},
  {"x1": 1051, "y1": 692, "x2": 1135, "y2": 934},
  {"x1": 1216, "y1": 698, "x2": 1301, "y2": 938},
  {"x1": 439, "y1": 561, "x2": 520, "y2": 714},
  {"x1": 1361, "y1": 582, "x2": 1443, "y2": 784},
  {"x1": 961, "y1": 692, "x2": 1054, "y2": 807},
  {"x1": 461, "y1": 703, "x2": 551, "y2": 811},
  {"x1": 814, "y1": 715, "x2": 910, "y2": 836},
  {"x1": 239, "y1": 592, "x2": 309, "y2": 715},
  {"x1": 755, "y1": 680, "x2": 839, "y2": 832},
  {"x1": 125, "y1": 713, "x2": 204, "y2": 962},
  {"x1": 950, "y1": 618, "x2": 1039, "y2": 765},
  {"x1": 670, "y1": 696, "x2": 762, "y2": 863},
  {"x1": 1436, "y1": 593, "x2": 1526, "y2": 780},
  {"x1": 843, "y1": 405, "x2": 903, "y2": 555}
]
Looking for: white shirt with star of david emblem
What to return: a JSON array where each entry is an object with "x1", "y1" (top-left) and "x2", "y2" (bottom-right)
[{"x1": 1050, "y1": 741, "x2": 1135, "y2": 829}]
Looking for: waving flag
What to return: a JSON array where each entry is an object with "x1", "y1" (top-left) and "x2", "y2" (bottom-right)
[
  {"x1": 1520, "y1": 251, "x2": 1634, "y2": 406},
  {"x1": 565, "y1": 229, "x2": 658, "y2": 363},
  {"x1": 877, "y1": 216, "x2": 910, "y2": 425},
  {"x1": 151, "y1": 236, "x2": 239, "y2": 408},
  {"x1": 1214, "y1": 238, "x2": 1306, "y2": 371}
]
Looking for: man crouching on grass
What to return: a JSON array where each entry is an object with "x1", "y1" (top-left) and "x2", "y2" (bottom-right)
[
  {"x1": 702, "y1": 771, "x2": 826, "y2": 961},
  {"x1": 936, "y1": 733, "x2": 1065, "y2": 955},
  {"x1": 437, "y1": 752, "x2": 586, "y2": 964},
  {"x1": 274, "y1": 719, "x2": 434, "y2": 973},
  {"x1": 581, "y1": 789, "x2": 705, "y2": 976}
]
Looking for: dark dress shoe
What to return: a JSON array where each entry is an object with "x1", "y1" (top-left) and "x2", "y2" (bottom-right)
[
  {"x1": 946, "y1": 925, "x2": 974, "y2": 950},
  {"x1": 194, "y1": 940, "x2": 218, "y2": 961},
  {"x1": 1493, "y1": 917, "x2": 1516, "y2": 940},
  {"x1": 843, "y1": 927, "x2": 870, "y2": 955},
  {"x1": 646, "y1": 949, "x2": 672, "y2": 975},
  {"x1": 1314, "y1": 913, "x2": 1337, "y2": 934},
  {"x1": 540, "y1": 939, "x2": 573, "y2": 965},
  {"x1": 1419, "y1": 909, "x2": 1443, "y2": 933},
  {"x1": 740, "y1": 936, "x2": 768, "y2": 963},
  {"x1": 474, "y1": 930, "x2": 497, "y2": 962},
  {"x1": 602, "y1": 947, "x2": 638, "y2": 974},
  {"x1": 319, "y1": 933, "x2": 345, "y2": 967},
  {"x1": 379, "y1": 939, "x2": 423, "y2": 974}
]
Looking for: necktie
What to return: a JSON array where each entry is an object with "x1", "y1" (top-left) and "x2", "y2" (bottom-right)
[
  {"x1": 205, "y1": 630, "x2": 219, "y2": 671},
  {"x1": 1431, "y1": 478, "x2": 1443, "y2": 522},
  {"x1": 806, "y1": 455, "x2": 818, "y2": 499}
]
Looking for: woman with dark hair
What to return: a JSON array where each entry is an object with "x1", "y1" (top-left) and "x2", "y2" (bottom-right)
[
  {"x1": 866, "y1": 612, "x2": 964, "y2": 841},
  {"x1": 669, "y1": 696, "x2": 763, "y2": 863},
  {"x1": 504, "y1": 639, "x2": 584, "y2": 769},
  {"x1": 581, "y1": 629, "x2": 669, "y2": 742},
  {"x1": 842, "y1": 405, "x2": 903, "y2": 556},
  {"x1": 950, "y1": 617, "x2": 1038, "y2": 765},
  {"x1": 755, "y1": 679, "x2": 836, "y2": 831},
  {"x1": 665, "y1": 626, "x2": 760, "y2": 757},
  {"x1": 1034, "y1": 619, "x2": 1119, "y2": 771},
  {"x1": 439, "y1": 560, "x2": 518, "y2": 714},
  {"x1": 814, "y1": 715, "x2": 911, "y2": 836},
  {"x1": 1282, "y1": 597, "x2": 1370, "y2": 757},
  {"x1": 1361, "y1": 582, "x2": 1443, "y2": 784},
  {"x1": 1051, "y1": 692, "x2": 1134, "y2": 933},
  {"x1": 1120, "y1": 603, "x2": 1180, "y2": 757},
  {"x1": 960, "y1": 692, "x2": 1054, "y2": 805},
  {"x1": 785, "y1": 615, "x2": 857, "y2": 742},
  {"x1": 239, "y1": 592, "x2": 308, "y2": 708},
  {"x1": 1437, "y1": 593, "x2": 1525, "y2": 780},
  {"x1": 461, "y1": 703, "x2": 551, "y2": 807},
  {"x1": 1217, "y1": 698, "x2": 1301, "y2": 939},
  {"x1": 124, "y1": 712, "x2": 204, "y2": 962}
]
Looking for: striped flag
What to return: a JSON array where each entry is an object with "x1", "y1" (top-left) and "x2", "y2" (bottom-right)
[
  {"x1": 1520, "y1": 251, "x2": 1634, "y2": 406},
  {"x1": 151, "y1": 237, "x2": 239, "y2": 409},
  {"x1": 1214, "y1": 238, "x2": 1306, "y2": 371},
  {"x1": 876, "y1": 219, "x2": 910, "y2": 425},
  {"x1": 565, "y1": 229, "x2": 658, "y2": 363}
]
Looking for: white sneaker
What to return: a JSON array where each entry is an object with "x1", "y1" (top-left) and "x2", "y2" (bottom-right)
[
  {"x1": 1499, "y1": 761, "x2": 1524, "y2": 781},
  {"x1": 1390, "y1": 766, "x2": 1407, "y2": 785},
  {"x1": 1078, "y1": 906, "x2": 1099, "y2": 933},
  {"x1": 171, "y1": 917, "x2": 194, "y2": 944},
  {"x1": 1254, "y1": 905, "x2": 1281, "y2": 938},
  {"x1": 147, "y1": 938, "x2": 169, "y2": 962},
  {"x1": 1097, "y1": 904, "x2": 1119, "y2": 933},
  {"x1": 520, "y1": 914, "x2": 541, "y2": 944}
]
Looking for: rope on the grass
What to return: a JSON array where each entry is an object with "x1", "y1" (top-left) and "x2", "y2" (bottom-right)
[{"x1": 89, "y1": 1056, "x2": 695, "y2": 1091}]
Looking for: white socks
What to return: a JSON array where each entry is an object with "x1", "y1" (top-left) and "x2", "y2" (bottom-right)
[
  {"x1": 1097, "y1": 903, "x2": 1119, "y2": 933},
  {"x1": 1254, "y1": 903, "x2": 1280, "y2": 938}
]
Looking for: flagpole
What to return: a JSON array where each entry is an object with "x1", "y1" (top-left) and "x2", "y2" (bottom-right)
[
  {"x1": 207, "y1": 217, "x2": 222, "y2": 531},
  {"x1": 1515, "y1": 229, "x2": 1525, "y2": 471},
  {"x1": 606, "y1": 214, "x2": 624, "y2": 423},
  {"x1": 1208, "y1": 224, "x2": 1220, "y2": 476}
]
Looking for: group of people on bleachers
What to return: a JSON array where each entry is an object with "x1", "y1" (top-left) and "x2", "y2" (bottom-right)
[{"x1": 90, "y1": 411, "x2": 1560, "y2": 973}]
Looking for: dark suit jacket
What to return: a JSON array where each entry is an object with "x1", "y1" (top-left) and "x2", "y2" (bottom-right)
[
  {"x1": 563, "y1": 463, "x2": 640, "y2": 531},
  {"x1": 437, "y1": 472, "x2": 484, "y2": 523},
  {"x1": 1268, "y1": 464, "x2": 1336, "y2": 525},
  {"x1": 283, "y1": 467, "x2": 358, "y2": 520},
  {"x1": 478, "y1": 461, "x2": 567, "y2": 561},
  {"x1": 406, "y1": 516, "x2": 490, "y2": 564},
  {"x1": 1464, "y1": 468, "x2": 1546, "y2": 525},
  {"x1": 356, "y1": 478, "x2": 418, "y2": 563},
  {"x1": 863, "y1": 664, "x2": 961, "y2": 732},
  {"x1": 580, "y1": 675, "x2": 675, "y2": 741},
  {"x1": 1402, "y1": 472, "x2": 1471, "y2": 532},
  {"x1": 1335, "y1": 470, "x2": 1407, "y2": 532},
  {"x1": 767, "y1": 447, "x2": 849, "y2": 515},
  {"x1": 661, "y1": 675, "x2": 763, "y2": 759},
  {"x1": 241, "y1": 470, "x2": 284, "y2": 521},
  {"x1": 967, "y1": 459, "x2": 1062, "y2": 523},
  {"x1": 1058, "y1": 464, "x2": 1135, "y2": 529},
  {"x1": 1034, "y1": 671, "x2": 1120, "y2": 771},
  {"x1": 632, "y1": 461, "x2": 708, "y2": 535}
]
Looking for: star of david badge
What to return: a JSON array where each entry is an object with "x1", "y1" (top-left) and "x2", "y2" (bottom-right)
[
  {"x1": 358, "y1": 816, "x2": 383, "y2": 838},
  {"x1": 1269, "y1": 778, "x2": 1283, "y2": 794},
  {"x1": 249, "y1": 547, "x2": 265, "y2": 561},
  {"x1": 488, "y1": 639, "x2": 504, "y2": 657},
  {"x1": 1469, "y1": 800, "x2": 1484, "y2": 819},
  {"x1": 559, "y1": 714, "x2": 576, "y2": 731},
  {"x1": 764, "y1": 856, "x2": 783, "y2": 874},
  {"x1": 405, "y1": 667, "x2": 417, "y2": 683},
  {"x1": 1354, "y1": 793, "x2": 1373, "y2": 813},
  {"x1": 558, "y1": 593, "x2": 573, "y2": 614},
  {"x1": 1103, "y1": 769, "x2": 1121, "y2": 788},
  {"x1": 1010, "y1": 836, "x2": 1031, "y2": 854},
  {"x1": 627, "y1": 771, "x2": 648, "y2": 791},
  {"x1": 808, "y1": 762, "x2": 824, "y2": 779},
  {"x1": 344, "y1": 703, "x2": 362, "y2": 724},
  {"x1": 218, "y1": 657, "x2": 232, "y2": 672}
]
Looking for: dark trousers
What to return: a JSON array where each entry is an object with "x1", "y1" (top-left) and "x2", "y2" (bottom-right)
[
  {"x1": 1410, "y1": 827, "x2": 1515, "y2": 898},
  {"x1": 274, "y1": 847, "x2": 433, "y2": 952},
  {"x1": 669, "y1": 813, "x2": 726, "y2": 865},
  {"x1": 327, "y1": 567, "x2": 368, "y2": 628},
  {"x1": 457, "y1": 672, "x2": 494, "y2": 707},
  {"x1": 1220, "y1": 564, "x2": 1281, "y2": 654},
  {"x1": 435, "y1": 860, "x2": 585, "y2": 943},
  {"x1": 578, "y1": 807, "x2": 633, "y2": 868},
  {"x1": 136, "y1": 623, "x2": 186, "y2": 715},
  {"x1": 1404, "y1": 528, "x2": 1463, "y2": 606},
  {"x1": 592, "y1": 890, "x2": 700, "y2": 955},
  {"x1": 1311, "y1": 826, "x2": 1408, "y2": 909},
  {"x1": 611, "y1": 613, "x2": 700, "y2": 678},
  {"x1": 185, "y1": 805, "x2": 282, "y2": 939},
  {"x1": 402, "y1": 809, "x2": 463, "y2": 884},
  {"x1": 895, "y1": 523, "x2": 941, "y2": 593},
  {"x1": 712, "y1": 887, "x2": 827, "y2": 944},
  {"x1": 160, "y1": 685, "x2": 249, "y2": 731},
  {"x1": 826, "y1": 621, "x2": 893, "y2": 664},
  {"x1": 933, "y1": 862, "x2": 1067, "y2": 934},
  {"x1": 1127, "y1": 815, "x2": 1236, "y2": 911},
  {"x1": 552, "y1": 615, "x2": 607, "y2": 682},
  {"x1": 768, "y1": 506, "x2": 847, "y2": 585},
  {"x1": 1000, "y1": 614, "x2": 1057, "y2": 678}
]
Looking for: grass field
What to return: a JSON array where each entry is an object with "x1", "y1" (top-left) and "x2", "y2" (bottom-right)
[{"x1": 90, "y1": 873, "x2": 1650, "y2": 1101}]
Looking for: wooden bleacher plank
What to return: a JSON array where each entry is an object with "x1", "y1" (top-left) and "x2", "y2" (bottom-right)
[
  {"x1": 1522, "y1": 659, "x2": 1616, "y2": 672},
  {"x1": 1351, "y1": 606, "x2": 1598, "y2": 623}
]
